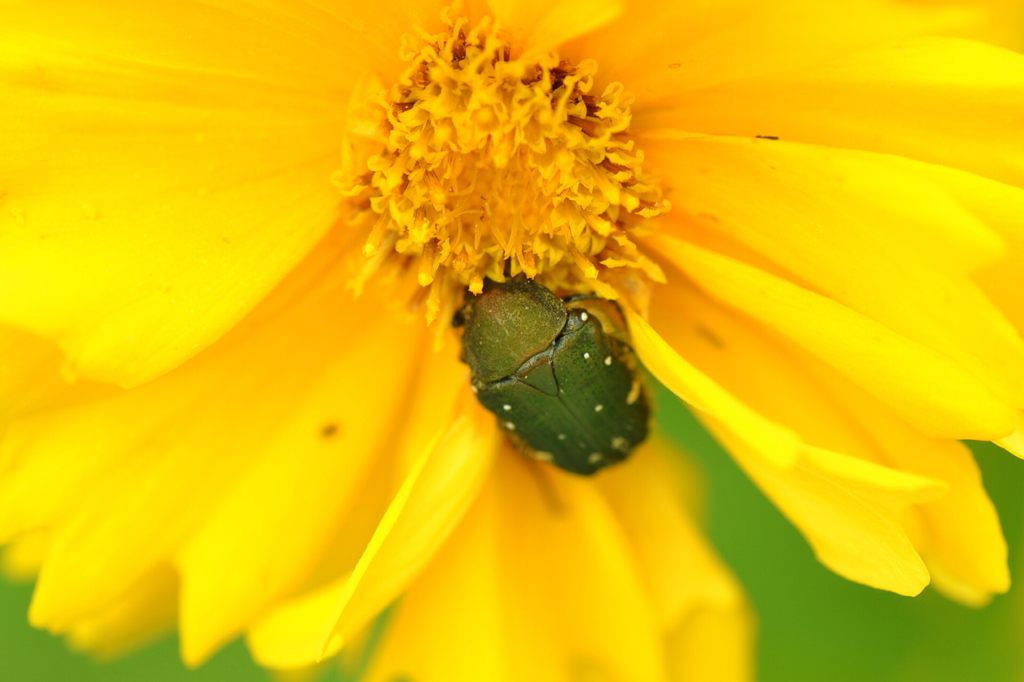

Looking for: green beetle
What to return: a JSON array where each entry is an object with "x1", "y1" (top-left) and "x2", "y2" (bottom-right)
[{"x1": 454, "y1": 278, "x2": 650, "y2": 475}]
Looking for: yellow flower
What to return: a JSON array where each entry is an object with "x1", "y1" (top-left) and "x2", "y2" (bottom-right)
[
  {"x1": 0, "y1": 1, "x2": 753, "y2": 679},
  {"x1": 1, "y1": 0, "x2": 1022, "y2": 679}
]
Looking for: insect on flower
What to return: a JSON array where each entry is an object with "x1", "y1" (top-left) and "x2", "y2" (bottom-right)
[{"x1": 455, "y1": 278, "x2": 650, "y2": 474}]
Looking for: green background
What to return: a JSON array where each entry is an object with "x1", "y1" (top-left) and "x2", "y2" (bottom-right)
[{"x1": 3, "y1": 389, "x2": 1024, "y2": 681}]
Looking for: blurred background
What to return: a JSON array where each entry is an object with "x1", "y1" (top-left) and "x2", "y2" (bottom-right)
[{"x1": 2, "y1": 387, "x2": 1023, "y2": 681}]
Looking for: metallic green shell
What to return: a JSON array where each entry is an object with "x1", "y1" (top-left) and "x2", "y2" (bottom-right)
[
  {"x1": 457, "y1": 279, "x2": 649, "y2": 475},
  {"x1": 458, "y1": 278, "x2": 566, "y2": 383}
]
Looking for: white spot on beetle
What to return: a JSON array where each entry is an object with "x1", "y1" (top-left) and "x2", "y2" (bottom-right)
[
  {"x1": 557, "y1": 433, "x2": 567, "y2": 440},
  {"x1": 583, "y1": 352, "x2": 591, "y2": 360},
  {"x1": 604, "y1": 356, "x2": 612, "y2": 366},
  {"x1": 502, "y1": 404, "x2": 512, "y2": 411},
  {"x1": 471, "y1": 385, "x2": 479, "y2": 394},
  {"x1": 595, "y1": 404, "x2": 604, "y2": 412},
  {"x1": 611, "y1": 436, "x2": 628, "y2": 450},
  {"x1": 504, "y1": 421, "x2": 516, "y2": 430},
  {"x1": 533, "y1": 451, "x2": 554, "y2": 462},
  {"x1": 580, "y1": 312, "x2": 589, "y2": 321},
  {"x1": 626, "y1": 380, "x2": 641, "y2": 405},
  {"x1": 588, "y1": 453, "x2": 603, "y2": 464}
]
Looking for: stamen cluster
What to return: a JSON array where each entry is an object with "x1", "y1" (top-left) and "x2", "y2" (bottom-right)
[{"x1": 339, "y1": 10, "x2": 667, "y2": 324}]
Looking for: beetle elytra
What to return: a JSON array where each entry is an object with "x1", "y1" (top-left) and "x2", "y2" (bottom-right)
[{"x1": 454, "y1": 279, "x2": 649, "y2": 475}]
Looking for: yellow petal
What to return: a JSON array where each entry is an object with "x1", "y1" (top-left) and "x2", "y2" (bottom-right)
[
  {"x1": 643, "y1": 135, "x2": 1024, "y2": 411},
  {"x1": 951, "y1": 170, "x2": 1024, "y2": 337},
  {"x1": 175, "y1": 302, "x2": 426, "y2": 664},
  {"x1": 0, "y1": 238, "x2": 423, "y2": 657},
  {"x1": 243, "y1": 425, "x2": 424, "y2": 671},
  {"x1": 318, "y1": 403, "x2": 500, "y2": 659},
  {"x1": 245, "y1": 350, "x2": 471, "y2": 669},
  {"x1": 846, "y1": 154, "x2": 1024, "y2": 332},
  {"x1": 240, "y1": 454, "x2": 398, "y2": 670},
  {"x1": 934, "y1": 0, "x2": 1024, "y2": 50},
  {"x1": 203, "y1": 0, "x2": 448, "y2": 82},
  {"x1": 866, "y1": 152, "x2": 1024, "y2": 251},
  {"x1": 387, "y1": 336, "x2": 478, "y2": 485},
  {"x1": 816, "y1": 376, "x2": 1010, "y2": 604},
  {"x1": 0, "y1": 2, "x2": 364, "y2": 386},
  {"x1": 641, "y1": 37, "x2": 1024, "y2": 187},
  {"x1": 735, "y1": 141, "x2": 1008, "y2": 275},
  {"x1": 64, "y1": 564, "x2": 178, "y2": 660},
  {"x1": 647, "y1": 287, "x2": 944, "y2": 594},
  {"x1": 628, "y1": 313, "x2": 801, "y2": 468},
  {"x1": 0, "y1": 529, "x2": 49, "y2": 582},
  {"x1": 668, "y1": 604, "x2": 756, "y2": 682},
  {"x1": 995, "y1": 411, "x2": 1024, "y2": 459},
  {"x1": 599, "y1": 437, "x2": 755, "y2": 682},
  {"x1": 366, "y1": 451, "x2": 668, "y2": 682},
  {"x1": 972, "y1": 209, "x2": 1024, "y2": 461},
  {"x1": 247, "y1": 573, "x2": 351, "y2": 670},
  {"x1": 738, "y1": 439, "x2": 941, "y2": 594},
  {"x1": 2, "y1": 0, "x2": 434, "y2": 97},
  {"x1": 808, "y1": 140, "x2": 1024, "y2": 349},
  {"x1": 653, "y1": 283, "x2": 1006, "y2": 599},
  {"x1": 0, "y1": 386, "x2": 146, "y2": 549},
  {"x1": 654, "y1": 234, "x2": 1017, "y2": 439},
  {"x1": 0, "y1": 324, "x2": 72, "y2": 421},
  {"x1": 598, "y1": 436, "x2": 735, "y2": 628},
  {"x1": 365, "y1": 466, "x2": 529, "y2": 682},
  {"x1": 565, "y1": 0, "x2": 964, "y2": 105},
  {"x1": 488, "y1": 0, "x2": 624, "y2": 59}
]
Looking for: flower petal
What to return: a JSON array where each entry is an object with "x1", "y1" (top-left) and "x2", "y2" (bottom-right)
[
  {"x1": 646, "y1": 286, "x2": 945, "y2": 594},
  {"x1": 598, "y1": 437, "x2": 755, "y2": 682},
  {"x1": 960, "y1": 172, "x2": 1024, "y2": 460},
  {"x1": 805, "y1": 364, "x2": 1009, "y2": 605},
  {"x1": 652, "y1": 283, "x2": 1006, "y2": 599},
  {"x1": 739, "y1": 441, "x2": 940, "y2": 595},
  {"x1": 0, "y1": 530, "x2": 48, "y2": 582},
  {"x1": 995, "y1": 412, "x2": 1024, "y2": 459},
  {"x1": 939, "y1": 0, "x2": 1024, "y2": 50},
  {"x1": 488, "y1": 0, "x2": 624, "y2": 59},
  {"x1": 365, "y1": 451, "x2": 669, "y2": 682},
  {"x1": 964, "y1": 181, "x2": 1024, "y2": 338},
  {"x1": 628, "y1": 313, "x2": 800, "y2": 468},
  {"x1": 175, "y1": 303, "x2": 428, "y2": 664},
  {"x1": 0, "y1": 237, "x2": 424, "y2": 663},
  {"x1": 247, "y1": 573, "x2": 350, "y2": 670},
  {"x1": 643, "y1": 135, "x2": 1024, "y2": 412},
  {"x1": 206, "y1": 0, "x2": 448, "y2": 80},
  {"x1": 317, "y1": 403, "x2": 499, "y2": 660},
  {"x1": 667, "y1": 604, "x2": 755, "y2": 682},
  {"x1": 244, "y1": 350, "x2": 473, "y2": 669},
  {"x1": 0, "y1": 1, "x2": 366, "y2": 386},
  {"x1": 65, "y1": 564, "x2": 179, "y2": 660},
  {"x1": 0, "y1": 325, "x2": 72, "y2": 421},
  {"x1": 654, "y1": 235, "x2": 1016, "y2": 440},
  {"x1": 565, "y1": 0, "x2": 961, "y2": 104},
  {"x1": 639, "y1": 37, "x2": 1024, "y2": 187}
]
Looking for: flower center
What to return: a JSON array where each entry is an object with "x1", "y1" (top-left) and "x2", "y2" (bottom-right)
[{"x1": 339, "y1": 9, "x2": 668, "y2": 325}]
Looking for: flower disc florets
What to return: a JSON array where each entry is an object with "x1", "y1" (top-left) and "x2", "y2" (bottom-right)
[{"x1": 340, "y1": 9, "x2": 668, "y2": 324}]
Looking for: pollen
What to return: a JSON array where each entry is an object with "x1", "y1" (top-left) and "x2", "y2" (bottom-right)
[{"x1": 338, "y1": 7, "x2": 668, "y2": 327}]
